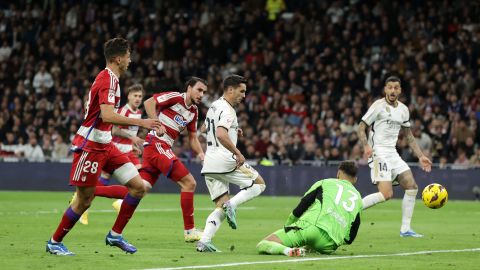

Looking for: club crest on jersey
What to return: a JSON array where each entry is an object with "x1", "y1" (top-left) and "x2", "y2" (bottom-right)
[
  {"x1": 108, "y1": 93, "x2": 115, "y2": 103},
  {"x1": 174, "y1": 115, "x2": 187, "y2": 127}
]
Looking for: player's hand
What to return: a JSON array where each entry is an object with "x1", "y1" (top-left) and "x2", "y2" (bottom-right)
[
  {"x1": 141, "y1": 119, "x2": 162, "y2": 131},
  {"x1": 363, "y1": 145, "x2": 373, "y2": 159},
  {"x1": 237, "y1": 128, "x2": 244, "y2": 137},
  {"x1": 197, "y1": 152, "x2": 205, "y2": 162},
  {"x1": 419, "y1": 155, "x2": 432, "y2": 172},
  {"x1": 131, "y1": 136, "x2": 144, "y2": 150},
  {"x1": 234, "y1": 152, "x2": 245, "y2": 168}
]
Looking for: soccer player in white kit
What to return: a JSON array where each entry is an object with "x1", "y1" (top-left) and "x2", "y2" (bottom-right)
[
  {"x1": 358, "y1": 76, "x2": 432, "y2": 237},
  {"x1": 196, "y1": 75, "x2": 266, "y2": 252}
]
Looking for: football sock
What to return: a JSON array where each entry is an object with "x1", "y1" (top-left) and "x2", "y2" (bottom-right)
[
  {"x1": 229, "y1": 184, "x2": 266, "y2": 209},
  {"x1": 256, "y1": 240, "x2": 290, "y2": 255},
  {"x1": 52, "y1": 206, "x2": 81, "y2": 242},
  {"x1": 200, "y1": 208, "x2": 225, "y2": 242},
  {"x1": 362, "y1": 192, "x2": 386, "y2": 210},
  {"x1": 112, "y1": 193, "x2": 141, "y2": 234},
  {"x1": 95, "y1": 185, "x2": 129, "y2": 199},
  {"x1": 401, "y1": 189, "x2": 418, "y2": 232},
  {"x1": 180, "y1": 192, "x2": 195, "y2": 230}
]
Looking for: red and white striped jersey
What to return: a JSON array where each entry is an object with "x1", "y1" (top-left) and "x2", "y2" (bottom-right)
[
  {"x1": 72, "y1": 68, "x2": 121, "y2": 151},
  {"x1": 146, "y1": 92, "x2": 198, "y2": 146},
  {"x1": 112, "y1": 104, "x2": 142, "y2": 153}
]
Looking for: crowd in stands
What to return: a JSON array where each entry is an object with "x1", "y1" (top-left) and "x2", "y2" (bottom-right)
[{"x1": 0, "y1": 0, "x2": 479, "y2": 168}]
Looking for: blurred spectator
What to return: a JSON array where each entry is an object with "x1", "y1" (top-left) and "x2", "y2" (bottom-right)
[
  {"x1": 0, "y1": 0, "x2": 478, "y2": 166},
  {"x1": 452, "y1": 148, "x2": 470, "y2": 170},
  {"x1": 21, "y1": 136, "x2": 45, "y2": 162},
  {"x1": 51, "y1": 136, "x2": 69, "y2": 161}
]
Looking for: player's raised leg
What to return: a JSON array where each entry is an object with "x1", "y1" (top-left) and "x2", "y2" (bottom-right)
[
  {"x1": 362, "y1": 181, "x2": 392, "y2": 209},
  {"x1": 397, "y1": 170, "x2": 422, "y2": 237},
  {"x1": 223, "y1": 168, "x2": 266, "y2": 229}
]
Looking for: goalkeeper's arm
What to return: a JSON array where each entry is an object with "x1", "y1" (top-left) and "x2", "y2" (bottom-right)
[{"x1": 285, "y1": 185, "x2": 323, "y2": 226}]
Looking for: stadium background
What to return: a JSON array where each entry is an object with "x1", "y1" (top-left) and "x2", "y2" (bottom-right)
[{"x1": 0, "y1": 0, "x2": 479, "y2": 178}]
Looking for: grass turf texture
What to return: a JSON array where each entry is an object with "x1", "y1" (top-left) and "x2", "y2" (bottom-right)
[{"x1": 0, "y1": 191, "x2": 478, "y2": 270}]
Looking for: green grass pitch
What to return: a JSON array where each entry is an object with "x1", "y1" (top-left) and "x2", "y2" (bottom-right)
[{"x1": 0, "y1": 191, "x2": 479, "y2": 270}]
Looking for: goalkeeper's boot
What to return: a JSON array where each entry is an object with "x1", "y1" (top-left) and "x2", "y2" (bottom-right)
[
  {"x1": 196, "y1": 241, "x2": 221, "y2": 252},
  {"x1": 287, "y1": 247, "x2": 306, "y2": 257},
  {"x1": 69, "y1": 192, "x2": 88, "y2": 225},
  {"x1": 105, "y1": 231, "x2": 137, "y2": 254},
  {"x1": 222, "y1": 201, "x2": 237, "y2": 229},
  {"x1": 112, "y1": 199, "x2": 123, "y2": 213},
  {"x1": 184, "y1": 228, "x2": 203, "y2": 242},
  {"x1": 400, "y1": 230, "x2": 424, "y2": 238},
  {"x1": 46, "y1": 240, "x2": 74, "y2": 256}
]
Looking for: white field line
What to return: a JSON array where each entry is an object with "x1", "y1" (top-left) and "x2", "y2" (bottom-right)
[
  {"x1": 0, "y1": 207, "x2": 257, "y2": 216},
  {"x1": 140, "y1": 248, "x2": 480, "y2": 270}
]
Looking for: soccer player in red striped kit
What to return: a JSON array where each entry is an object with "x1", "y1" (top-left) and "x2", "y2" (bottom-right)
[
  {"x1": 46, "y1": 38, "x2": 162, "y2": 255},
  {"x1": 91, "y1": 77, "x2": 208, "y2": 242}
]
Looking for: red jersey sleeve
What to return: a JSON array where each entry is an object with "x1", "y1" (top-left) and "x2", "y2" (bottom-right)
[
  {"x1": 187, "y1": 108, "x2": 198, "y2": 132},
  {"x1": 153, "y1": 92, "x2": 183, "y2": 112},
  {"x1": 98, "y1": 74, "x2": 117, "y2": 106}
]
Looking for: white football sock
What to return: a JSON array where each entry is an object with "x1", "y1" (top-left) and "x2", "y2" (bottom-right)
[
  {"x1": 200, "y1": 208, "x2": 225, "y2": 243},
  {"x1": 362, "y1": 192, "x2": 386, "y2": 210},
  {"x1": 401, "y1": 189, "x2": 418, "y2": 232},
  {"x1": 229, "y1": 184, "x2": 265, "y2": 209}
]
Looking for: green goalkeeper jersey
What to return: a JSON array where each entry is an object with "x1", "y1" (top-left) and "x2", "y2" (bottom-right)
[{"x1": 286, "y1": 178, "x2": 362, "y2": 246}]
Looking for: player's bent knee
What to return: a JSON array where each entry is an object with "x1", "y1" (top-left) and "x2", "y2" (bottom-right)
[
  {"x1": 257, "y1": 183, "x2": 266, "y2": 193},
  {"x1": 142, "y1": 179, "x2": 153, "y2": 191}
]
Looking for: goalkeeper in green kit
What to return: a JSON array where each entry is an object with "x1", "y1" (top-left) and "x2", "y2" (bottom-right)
[{"x1": 257, "y1": 161, "x2": 362, "y2": 257}]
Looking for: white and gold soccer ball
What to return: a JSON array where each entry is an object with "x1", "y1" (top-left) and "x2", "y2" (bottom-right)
[{"x1": 422, "y1": 183, "x2": 448, "y2": 209}]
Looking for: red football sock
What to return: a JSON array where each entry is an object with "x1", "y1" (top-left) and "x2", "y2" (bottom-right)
[
  {"x1": 52, "y1": 207, "x2": 81, "y2": 242},
  {"x1": 180, "y1": 192, "x2": 195, "y2": 230},
  {"x1": 94, "y1": 185, "x2": 128, "y2": 199},
  {"x1": 112, "y1": 193, "x2": 141, "y2": 234}
]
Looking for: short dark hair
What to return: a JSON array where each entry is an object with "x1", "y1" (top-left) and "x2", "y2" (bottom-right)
[
  {"x1": 222, "y1": 74, "x2": 247, "y2": 92},
  {"x1": 338, "y1": 160, "x2": 358, "y2": 178},
  {"x1": 104, "y1": 38, "x2": 130, "y2": 62},
  {"x1": 184, "y1": 76, "x2": 208, "y2": 92},
  {"x1": 385, "y1": 76, "x2": 401, "y2": 85},
  {"x1": 126, "y1": 83, "x2": 145, "y2": 96}
]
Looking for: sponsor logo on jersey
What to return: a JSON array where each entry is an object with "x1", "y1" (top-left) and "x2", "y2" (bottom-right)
[{"x1": 174, "y1": 115, "x2": 187, "y2": 127}]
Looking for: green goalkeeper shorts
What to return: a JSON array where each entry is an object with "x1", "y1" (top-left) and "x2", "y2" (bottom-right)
[{"x1": 274, "y1": 220, "x2": 338, "y2": 254}]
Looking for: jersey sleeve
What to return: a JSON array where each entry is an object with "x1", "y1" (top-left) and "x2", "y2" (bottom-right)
[
  {"x1": 361, "y1": 101, "x2": 382, "y2": 126},
  {"x1": 401, "y1": 106, "x2": 411, "y2": 127},
  {"x1": 187, "y1": 108, "x2": 198, "y2": 132},
  {"x1": 153, "y1": 92, "x2": 183, "y2": 112},
  {"x1": 98, "y1": 75, "x2": 116, "y2": 105},
  {"x1": 288, "y1": 180, "x2": 324, "y2": 222},
  {"x1": 216, "y1": 106, "x2": 235, "y2": 129},
  {"x1": 345, "y1": 213, "x2": 361, "y2": 244}
]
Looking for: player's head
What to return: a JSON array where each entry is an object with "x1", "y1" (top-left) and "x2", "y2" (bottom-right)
[
  {"x1": 384, "y1": 76, "x2": 401, "y2": 104},
  {"x1": 104, "y1": 38, "x2": 131, "y2": 75},
  {"x1": 126, "y1": 84, "x2": 144, "y2": 110},
  {"x1": 337, "y1": 160, "x2": 358, "y2": 184},
  {"x1": 222, "y1": 74, "x2": 247, "y2": 106},
  {"x1": 184, "y1": 76, "x2": 208, "y2": 105}
]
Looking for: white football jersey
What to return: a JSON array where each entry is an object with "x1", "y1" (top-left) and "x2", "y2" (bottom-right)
[
  {"x1": 361, "y1": 98, "x2": 410, "y2": 153},
  {"x1": 201, "y1": 97, "x2": 239, "y2": 174}
]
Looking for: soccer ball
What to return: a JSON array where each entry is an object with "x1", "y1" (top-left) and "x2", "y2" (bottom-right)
[{"x1": 422, "y1": 183, "x2": 448, "y2": 209}]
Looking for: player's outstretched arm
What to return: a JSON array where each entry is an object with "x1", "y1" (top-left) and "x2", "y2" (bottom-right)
[
  {"x1": 286, "y1": 186, "x2": 322, "y2": 226},
  {"x1": 345, "y1": 213, "x2": 361, "y2": 245},
  {"x1": 216, "y1": 126, "x2": 245, "y2": 167},
  {"x1": 100, "y1": 104, "x2": 162, "y2": 130},
  {"x1": 188, "y1": 131, "x2": 205, "y2": 161},
  {"x1": 358, "y1": 121, "x2": 372, "y2": 159},
  {"x1": 143, "y1": 97, "x2": 157, "y2": 120},
  {"x1": 402, "y1": 126, "x2": 432, "y2": 172}
]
